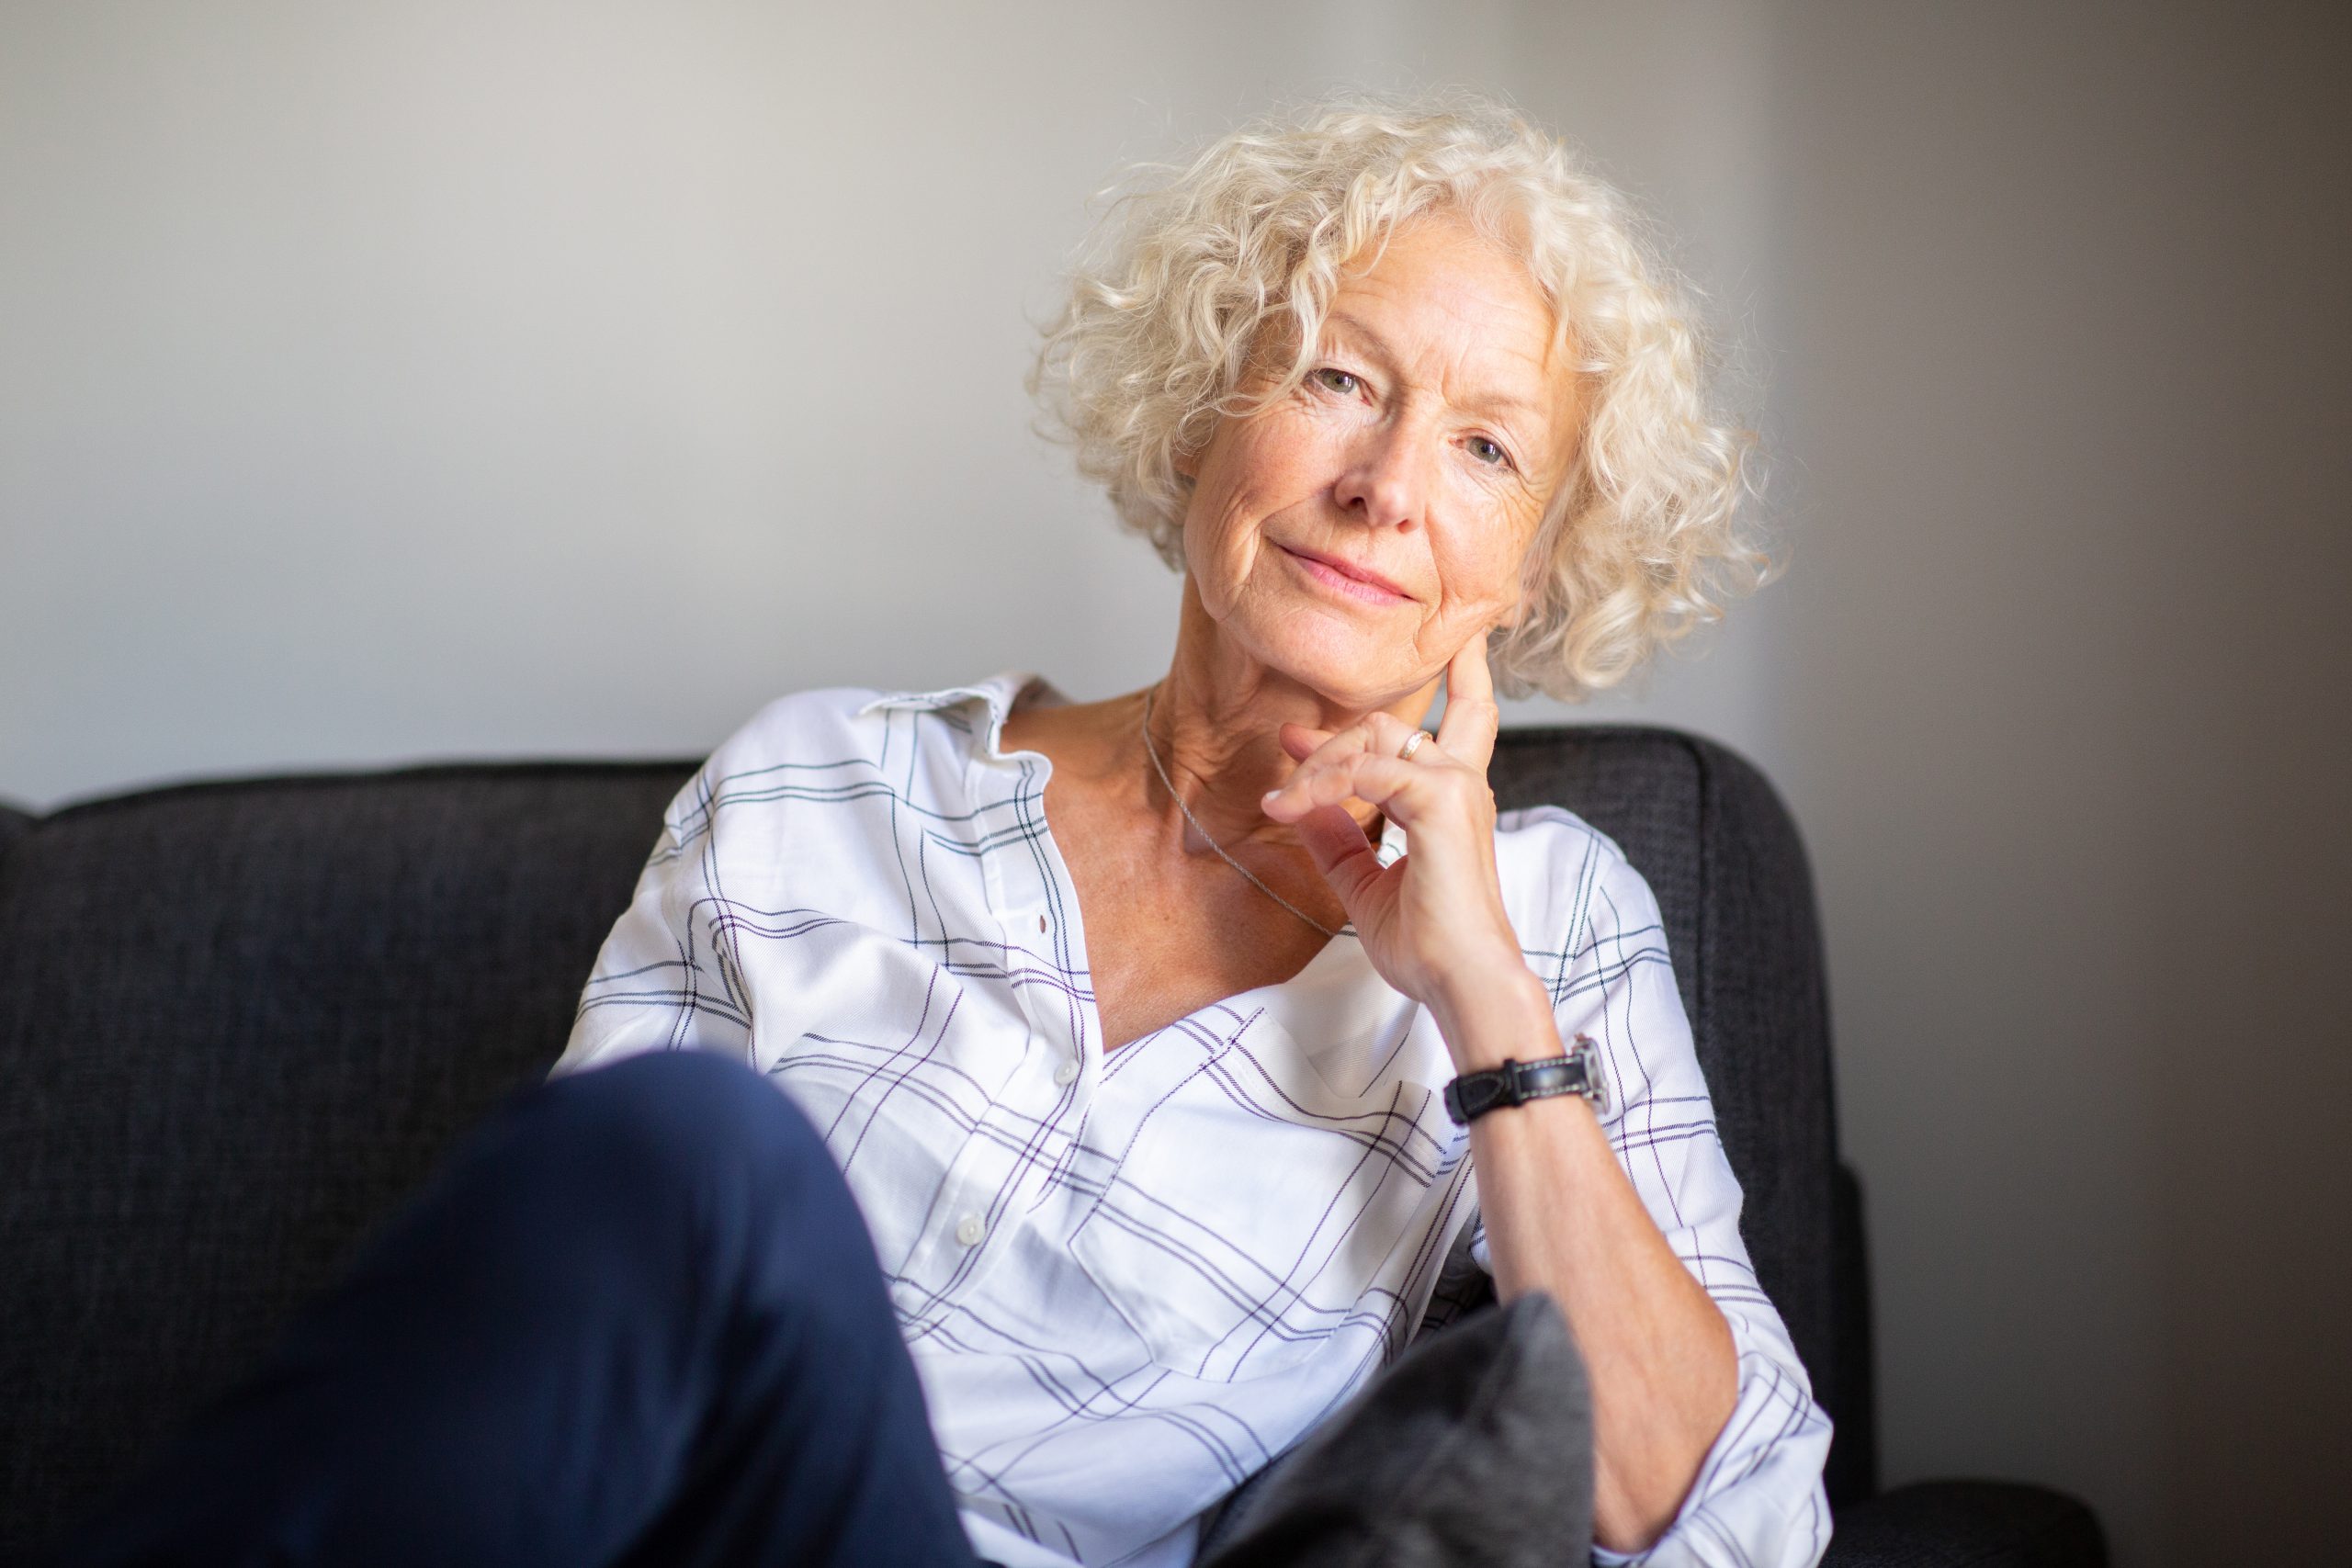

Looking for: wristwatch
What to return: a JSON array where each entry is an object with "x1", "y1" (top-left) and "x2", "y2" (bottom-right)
[{"x1": 1442, "y1": 1033, "x2": 1610, "y2": 1124}]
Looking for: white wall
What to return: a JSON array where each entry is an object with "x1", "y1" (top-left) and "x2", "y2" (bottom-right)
[
  {"x1": 5, "y1": 5, "x2": 2346, "y2": 1564},
  {"x1": 0, "y1": 0, "x2": 1780, "y2": 807}
]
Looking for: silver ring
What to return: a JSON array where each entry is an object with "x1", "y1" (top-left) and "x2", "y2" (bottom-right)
[{"x1": 1398, "y1": 729, "x2": 1430, "y2": 761}]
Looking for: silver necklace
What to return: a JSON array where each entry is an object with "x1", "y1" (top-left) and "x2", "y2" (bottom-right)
[{"x1": 1139, "y1": 686, "x2": 1344, "y2": 941}]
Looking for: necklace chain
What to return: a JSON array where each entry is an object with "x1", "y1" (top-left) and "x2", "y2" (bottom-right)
[{"x1": 1139, "y1": 687, "x2": 1344, "y2": 941}]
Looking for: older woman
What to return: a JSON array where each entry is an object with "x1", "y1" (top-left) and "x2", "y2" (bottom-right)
[{"x1": 64, "y1": 96, "x2": 1827, "y2": 1568}]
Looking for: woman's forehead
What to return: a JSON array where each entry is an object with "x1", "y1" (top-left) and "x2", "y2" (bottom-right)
[{"x1": 1324, "y1": 220, "x2": 1577, "y2": 438}]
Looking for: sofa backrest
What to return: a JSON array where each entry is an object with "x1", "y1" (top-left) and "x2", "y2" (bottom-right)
[{"x1": 0, "y1": 730, "x2": 1854, "y2": 1558}]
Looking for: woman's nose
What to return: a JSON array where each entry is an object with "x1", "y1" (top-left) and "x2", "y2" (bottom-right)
[{"x1": 1332, "y1": 421, "x2": 1429, "y2": 531}]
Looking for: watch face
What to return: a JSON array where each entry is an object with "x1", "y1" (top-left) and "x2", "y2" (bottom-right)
[{"x1": 1570, "y1": 1033, "x2": 1610, "y2": 1114}]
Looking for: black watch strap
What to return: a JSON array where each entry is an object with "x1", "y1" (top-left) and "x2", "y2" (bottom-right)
[{"x1": 1442, "y1": 1033, "x2": 1609, "y2": 1125}]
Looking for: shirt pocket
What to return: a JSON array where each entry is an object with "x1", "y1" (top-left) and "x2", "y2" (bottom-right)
[{"x1": 1066, "y1": 1035, "x2": 1455, "y2": 1383}]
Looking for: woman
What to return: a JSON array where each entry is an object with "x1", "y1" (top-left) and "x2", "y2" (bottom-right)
[{"x1": 64, "y1": 95, "x2": 1829, "y2": 1568}]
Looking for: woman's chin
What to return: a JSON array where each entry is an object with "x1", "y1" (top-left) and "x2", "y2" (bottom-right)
[{"x1": 1243, "y1": 632, "x2": 1412, "y2": 711}]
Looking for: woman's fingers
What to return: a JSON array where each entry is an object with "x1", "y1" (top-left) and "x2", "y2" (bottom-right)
[
  {"x1": 1272, "y1": 657, "x2": 1497, "y2": 810},
  {"x1": 1267, "y1": 713, "x2": 1414, "y2": 807},
  {"x1": 1291, "y1": 804, "x2": 1384, "y2": 904},
  {"x1": 1435, "y1": 635, "x2": 1500, "y2": 772},
  {"x1": 1263, "y1": 750, "x2": 1439, "y2": 823},
  {"x1": 1273, "y1": 714, "x2": 1394, "y2": 786},
  {"x1": 1278, "y1": 721, "x2": 1329, "y2": 761}
]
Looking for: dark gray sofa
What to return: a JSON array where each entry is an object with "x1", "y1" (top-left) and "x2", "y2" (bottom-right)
[{"x1": 0, "y1": 727, "x2": 2105, "y2": 1565}]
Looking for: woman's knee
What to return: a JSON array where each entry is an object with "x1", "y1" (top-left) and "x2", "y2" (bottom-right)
[
  {"x1": 524, "y1": 1051, "x2": 844, "y2": 1216},
  {"x1": 522, "y1": 1053, "x2": 896, "y2": 1334}
]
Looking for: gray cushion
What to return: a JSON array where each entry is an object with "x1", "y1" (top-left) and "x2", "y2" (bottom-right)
[{"x1": 1197, "y1": 1292, "x2": 1591, "y2": 1568}]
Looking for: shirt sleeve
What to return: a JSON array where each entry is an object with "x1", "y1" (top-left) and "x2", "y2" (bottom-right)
[
  {"x1": 548, "y1": 757, "x2": 755, "y2": 1079},
  {"x1": 1470, "y1": 836, "x2": 1834, "y2": 1568}
]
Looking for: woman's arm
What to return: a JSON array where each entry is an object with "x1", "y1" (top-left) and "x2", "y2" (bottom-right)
[
  {"x1": 1264, "y1": 637, "x2": 1829, "y2": 1563},
  {"x1": 1431, "y1": 934, "x2": 1736, "y2": 1553}
]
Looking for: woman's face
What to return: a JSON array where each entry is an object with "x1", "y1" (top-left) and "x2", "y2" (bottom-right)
[{"x1": 1179, "y1": 212, "x2": 1579, "y2": 708}]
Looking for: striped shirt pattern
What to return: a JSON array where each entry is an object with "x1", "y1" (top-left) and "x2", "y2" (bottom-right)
[{"x1": 550, "y1": 671, "x2": 1832, "y2": 1568}]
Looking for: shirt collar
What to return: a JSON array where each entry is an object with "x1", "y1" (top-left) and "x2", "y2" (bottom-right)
[
  {"x1": 857, "y1": 671, "x2": 1408, "y2": 858},
  {"x1": 856, "y1": 671, "x2": 1060, "y2": 761}
]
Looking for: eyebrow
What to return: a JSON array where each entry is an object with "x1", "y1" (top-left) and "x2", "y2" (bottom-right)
[{"x1": 1321, "y1": 310, "x2": 1549, "y2": 426}]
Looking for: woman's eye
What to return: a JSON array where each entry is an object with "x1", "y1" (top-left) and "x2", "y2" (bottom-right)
[
  {"x1": 1467, "y1": 435, "x2": 1512, "y2": 468},
  {"x1": 1311, "y1": 367, "x2": 1361, "y2": 396}
]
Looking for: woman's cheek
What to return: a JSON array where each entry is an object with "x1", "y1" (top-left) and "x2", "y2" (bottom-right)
[
  {"x1": 1184, "y1": 488, "x2": 1272, "y2": 618},
  {"x1": 1428, "y1": 537, "x2": 1513, "y2": 627}
]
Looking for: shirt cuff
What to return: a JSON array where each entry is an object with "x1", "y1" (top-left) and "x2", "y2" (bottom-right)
[{"x1": 1578, "y1": 1310, "x2": 1834, "y2": 1566}]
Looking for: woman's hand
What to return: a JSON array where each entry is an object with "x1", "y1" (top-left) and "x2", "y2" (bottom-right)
[{"x1": 1260, "y1": 635, "x2": 1541, "y2": 1048}]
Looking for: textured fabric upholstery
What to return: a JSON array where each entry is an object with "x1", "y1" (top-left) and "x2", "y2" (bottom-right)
[
  {"x1": 1830, "y1": 1162, "x2": 1882, "y2": 1501},
  {"x1": 1821, "y1": 1482, "x2": 2108, "y2": 1567},
  {"x1": 0, "y1": 764, "x2": 690, "y2": 1559},
  {"x1": 0, "y1": 729, "x2": 2071, "y2": 1563},
  {"x1": 0, "y1": 803, "x2": 31, "y2": 863}
]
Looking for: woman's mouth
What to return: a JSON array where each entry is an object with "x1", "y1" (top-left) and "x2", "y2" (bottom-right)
[{"x1": 1278, "y1": 544, "x2": 1410, "y2": 606}]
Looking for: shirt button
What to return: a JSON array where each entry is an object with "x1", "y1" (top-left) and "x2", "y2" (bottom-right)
[
  {"x1": 955, "y1": 1213, "x2": 986, "y2": 1247},
  {"x1": 1054, "y1": 1058, "x2": 1080, "y2": 1087}
]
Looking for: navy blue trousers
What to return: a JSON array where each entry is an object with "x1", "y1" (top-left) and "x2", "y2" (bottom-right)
[{"x1": 58, "y1": 1052, "x2": 985, "y2": 1568}]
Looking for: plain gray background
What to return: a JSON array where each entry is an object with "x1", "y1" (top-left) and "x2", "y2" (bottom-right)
[{"x1": 4, "y1": 4, "x2": 2346, "y2": 1563}]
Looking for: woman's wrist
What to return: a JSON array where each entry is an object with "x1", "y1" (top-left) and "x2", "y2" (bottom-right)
[{"x1": 1428, "y1": 965, "x2": 1555, "y2": 1073}]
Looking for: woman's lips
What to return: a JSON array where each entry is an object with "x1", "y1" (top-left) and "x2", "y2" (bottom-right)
[{"x1": 1278, "y1": 544, "x2": 1410, "y2": 605}]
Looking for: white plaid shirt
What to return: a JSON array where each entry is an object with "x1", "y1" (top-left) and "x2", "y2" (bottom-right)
[{"x1": 550, "y1": 671, "x2": 1832, "y2": 1568}]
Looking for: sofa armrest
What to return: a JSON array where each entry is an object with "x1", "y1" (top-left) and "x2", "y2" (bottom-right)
[{"x1": 1826, "y1": 1480, "x2": 2106, "y2": 1567}]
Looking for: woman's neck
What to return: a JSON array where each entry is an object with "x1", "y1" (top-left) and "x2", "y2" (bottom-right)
[{"x1": 1003, "y1": 681, "x2": 1430, "y2": 861}]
